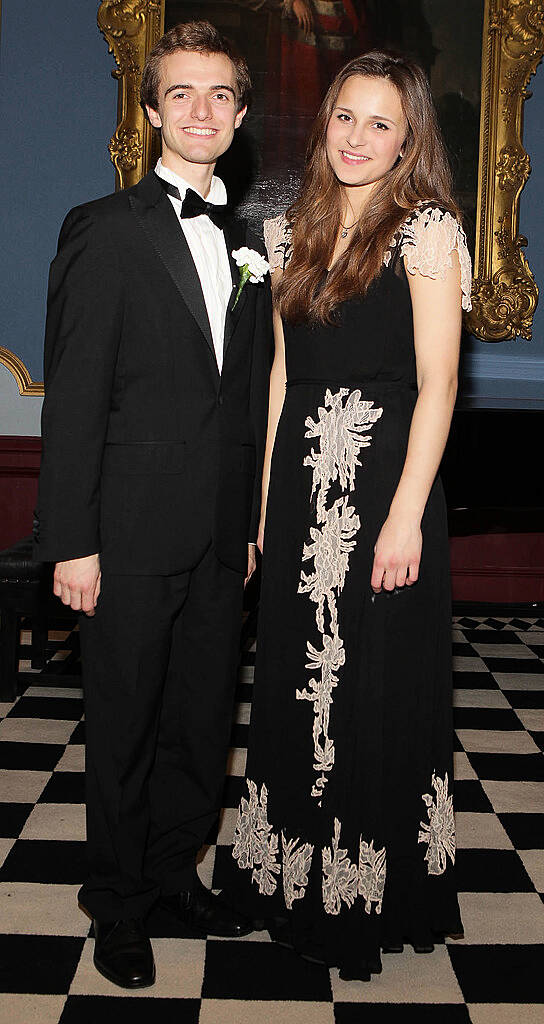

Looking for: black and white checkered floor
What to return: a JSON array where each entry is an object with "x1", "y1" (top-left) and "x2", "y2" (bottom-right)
[{"x1": 0, "y1": 614, "x2": 543, "y2": 1023}]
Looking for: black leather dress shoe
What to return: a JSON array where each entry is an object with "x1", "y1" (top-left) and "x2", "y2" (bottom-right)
[
  {"x1": 161, "y1": 879, "x2": 254, "y2": 937},
  {"x1": 93, "y1": 918, "x2": 155, "y2": 988}
]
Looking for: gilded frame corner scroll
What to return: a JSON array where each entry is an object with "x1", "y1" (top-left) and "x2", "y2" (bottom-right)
[{"x1": 468, "y1": 0, "x2": 543, "y2": 340}]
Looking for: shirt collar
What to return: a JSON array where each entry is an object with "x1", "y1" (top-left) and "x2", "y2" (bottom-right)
[{"x1": 155, "y1": 158, "x2": 227, "y2": 207}]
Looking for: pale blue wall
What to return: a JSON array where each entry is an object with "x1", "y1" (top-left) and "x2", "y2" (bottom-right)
[
  {"x1": 0, "y1": 0, "x2": 116, "y2": 431},
  {"x1": 460, "y1": 67, "x2": 544, "y2": 409},
  {"x1": 0, "y1": 2, "x2": 543, "y2": 434}
]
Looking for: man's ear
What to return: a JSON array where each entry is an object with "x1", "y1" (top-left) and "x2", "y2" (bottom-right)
[
  {"x1": 234, "y1": 105, "x2": 247, "y2": 130},
  {"x1": 146, "y1": 105, "x2": 162, "y2": 129}
]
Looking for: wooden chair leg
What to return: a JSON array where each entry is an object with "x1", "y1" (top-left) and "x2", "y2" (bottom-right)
[{"x1": 0, "y1": 607, "x2": 19, "y2": 701}]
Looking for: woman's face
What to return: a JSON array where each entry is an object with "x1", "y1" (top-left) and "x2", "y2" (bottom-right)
[{"x1": 326, "y1": 75, "x2": 407, "y2": 194}]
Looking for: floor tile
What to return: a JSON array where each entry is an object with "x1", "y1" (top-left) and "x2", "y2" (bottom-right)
[
  {"x1": 334, "y1": 1006, "x2": 471, "y2": 1023},
  {"x1": 235, "y1": 701, "x2": 251, "y2": 725},
  {"x1": 6, "y1": 696, "x2": 83, "y2": 721},
  {"x1": 19, "y1": 803, "x2": 86, "y2": 842},
  {"x1": 453, "y1": 672, "x2": 498, "y2": 690},
  {"x1": 0, "y1": 717, "x2": 77, "y2": 745},
  {"x1": 216, "y1": 806, "x2": 237, "y2": 846},
  {"x1": 453, "y1": 707, "x2": 525, "y2": 731},
  {"x1": 202, "y1": 940, "x2": 332, "y2": 1001},
  {"x1": 0, "y1": 742, "x2": 63, "y2": 771},
  {"x1": 330, "y1": 946, "x2": 464, "y2": 1003},
  {"x1": 453, "y1": 690, "x2": 510, "y2": 709},
  {"x1": 448, "y1": 944, "x2": 544, "y2": 1003},
  {"x1": 453, "y1": 780, "x2": 494, "y2": 813},
  {"x1": 200, "y1": 999, "x2": 335, "y2": 1024},
  {"x1": 226, "y1": 747, "x2": 246, "y2": 777},
  {"x1": 0, "y1": 769, "x2": 51, "y2": 803},
  {"x1": 24, "y1": 687, "x2": 83, "y2": 700},
  {"x1": 0, "y1": 934, "x2": 84, "y2": 993},
  {"x1": 453, "y1": 753, "x2": 477, "y2": 781},
  {"x1": 502, "y1": 689, "x2": 544, "y2": 708},
  {"x1": 0, "y1": 802, "x2": 33, "y2": 838},
  {"x1": 0, "y1": 994, "x2": 66, "y2": 1024},
  {"x1": 457, "y1": 730, "x2": 540, "y2": 754},
  {"x1": 482, "y1": 780, "x2": 544, "y2": 813},
  {"x1": 494, "y1": 674, "x2": 544, "y2": 690},
  {"x1": 515, "y1": 708, "x2": 544, "y2": 731},
  {"x1": 456, "y1": 892, "x2": 544, "y2": 944},
  {"x1": 454, "y1": 812, "x2": 513, "y2": 849},
  {"x1": 473, "y1": 644, "x2": 539, "y2": 659},
  {"x1": 468, "y1": 753, "x2": 544, "y2": 782},
  {"x1": 70, "y1": 937, "x2": 206, "y2": 998},
  {"x1": 55, "y1": 745, "x2": 85, "y2": 772},
  {"x1": 0, "y1": 882, "x2": 89, "y2": 935},
  {"x1": 497, "y1": 813, "x2": 544, "y2": 849},
  {"x1": 467, "y1": 1006, "x2": 544, "y2": 1024},
  {"x1": 519, "y1": 851, "x2": 544, "y2": 892},
  {"x1": 68, "y1": 722, "x2": 85, "y2": 744},
  {"x1": 39, "y1": 771, "x2": 86, "y2": 803},
  {"x1": 0, "y1": 839, "x2": 87, "y2": 884},
  {"x1": 452, "y1": 657, "x2": 488, "y2": 673},
  {"x1": 59, "y1": 995, "x2": 200, "y2": 1023},
  {"x1": 0, "y1": 838, "x2": 15, "y2": 869},
  {"x1": 455, "y1": 849, "x2": 534, "y2": 892}
]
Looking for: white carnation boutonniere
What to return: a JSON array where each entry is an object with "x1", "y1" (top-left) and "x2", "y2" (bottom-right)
[{"x1": 231, "y1": 247, "x2": 270, "y2": 309}]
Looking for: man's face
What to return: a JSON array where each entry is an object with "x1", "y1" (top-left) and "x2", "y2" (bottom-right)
[{"x1": 146, "y1": 50, "x2": 246, "y2": 173}]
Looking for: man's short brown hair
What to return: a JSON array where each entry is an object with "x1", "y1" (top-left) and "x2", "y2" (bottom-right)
[{"x1": 140, "y1": 20, "x2": 251, "y2": 118}]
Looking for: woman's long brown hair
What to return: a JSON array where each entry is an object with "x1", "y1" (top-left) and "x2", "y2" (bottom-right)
[{"x1": 276, "y1": 51, "x2": 460, "y2": 324}]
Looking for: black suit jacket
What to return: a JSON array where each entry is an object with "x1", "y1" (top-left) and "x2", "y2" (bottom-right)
[{"x1": 34, "y1": 171, "x2": 273, "y2": 575}]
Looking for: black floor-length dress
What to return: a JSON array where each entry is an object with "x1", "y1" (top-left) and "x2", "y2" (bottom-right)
[{"x1": 227, "y1": 205, "x2": 472, "y2": 977}]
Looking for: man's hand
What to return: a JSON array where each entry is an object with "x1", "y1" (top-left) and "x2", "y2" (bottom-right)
[
  {"x1": 54, "y1": 554, "x2": 101, "y2": 616},
  {"x1": 245, "y1": 544, "x2": 257, "y2": 588}
]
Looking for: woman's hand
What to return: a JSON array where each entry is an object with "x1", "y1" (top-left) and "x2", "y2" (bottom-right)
[{"x1": 371, "y1": 513, "x2": 422, "y2": 592}]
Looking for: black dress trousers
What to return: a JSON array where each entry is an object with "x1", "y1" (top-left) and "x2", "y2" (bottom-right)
[{"x1": 77, "y1": 544, "x2": 244, "y2": 921}]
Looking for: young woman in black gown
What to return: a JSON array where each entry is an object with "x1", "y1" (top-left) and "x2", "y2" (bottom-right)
[{"x1": 228, "y1": 51, "x2": 471, "y2": 981}]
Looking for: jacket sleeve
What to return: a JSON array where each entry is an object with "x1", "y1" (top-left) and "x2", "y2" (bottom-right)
[
  {"x1": 249, "y1": 259, "x2": 274, "y2": 544},
  {"x1": 34, "y1": 206, "x2": 124, "y2": 563}
]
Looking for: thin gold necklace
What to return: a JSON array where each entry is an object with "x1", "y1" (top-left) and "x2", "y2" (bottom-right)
[{"x1": 340, "y1": 218, "x2": 358, "y2": 239}]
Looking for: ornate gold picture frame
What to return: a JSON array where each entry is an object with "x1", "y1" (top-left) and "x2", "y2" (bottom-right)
[
  {"x1": 96, "y1": 0, "x2": 543, "y2": 345},
  {"x1": 2, "y1": 0, "x2": 542, "y2": 395}
]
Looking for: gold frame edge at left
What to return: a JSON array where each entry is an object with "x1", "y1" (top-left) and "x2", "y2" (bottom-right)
[
  {"x1": 0, "y1": 347, "x2": 44, "y2": 396},
  {"x1": 97, "y1": 0, "x2": 163, "y2": 189}
]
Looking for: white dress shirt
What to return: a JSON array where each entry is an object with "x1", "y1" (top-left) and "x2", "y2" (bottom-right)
[{"x1": 155, "y1": 158, "x2": 233, "y2": 373}]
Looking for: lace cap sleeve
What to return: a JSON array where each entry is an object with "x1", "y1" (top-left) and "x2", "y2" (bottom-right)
[
  {"x1": 400, "y1": 206, "x2": 472, "y2": 311},
  {"x1": 263, "y1": 213, "x2": 292, "y2": 272}
]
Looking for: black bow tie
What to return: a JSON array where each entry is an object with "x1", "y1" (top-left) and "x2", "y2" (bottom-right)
[{"x1": 156, "y1": 175, "x2": 230, "y2": 230}]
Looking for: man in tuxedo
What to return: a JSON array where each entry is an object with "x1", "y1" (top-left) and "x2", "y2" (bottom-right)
[{"x1": 34, "y1": 21, "x2": 272, "y2": 988}]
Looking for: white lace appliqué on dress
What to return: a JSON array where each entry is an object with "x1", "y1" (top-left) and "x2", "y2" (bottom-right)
[
  {"x1": 282, "y1": 832, "x2": 314, "y2": 909},
  {"x1": 297, "y1": 388, "x2": 382, "y2": 804},
  {"x1": 358, "y1": 837, "x2": 387, "y2": 915},
  {"x1": 418, "y1": 771, "x2": 456, "y2": 875},
  {"x1": 232, "y1": 779, "x2": 280, "y2": 895},
  {"x1": 384, "y1": 206, "x2": 472, "y2": 311},
  {"x1": 322, "y1": 818, "x2": 359, "y2": 914}
]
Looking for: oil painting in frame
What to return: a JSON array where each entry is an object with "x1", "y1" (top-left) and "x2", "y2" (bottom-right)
[{"x1": 2, "y1": 0, "x2": 543, "y2": 393}]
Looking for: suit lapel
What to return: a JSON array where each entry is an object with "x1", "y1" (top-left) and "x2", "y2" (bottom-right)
[
  {"x1": 129, "y1": 172, "x2": 215, "y2": 361},
  {"x1": 223, "y1": 216, "x2": 249, "y2": 357}
]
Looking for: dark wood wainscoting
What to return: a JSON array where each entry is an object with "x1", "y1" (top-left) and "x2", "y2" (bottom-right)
[{"x1": 0, "y1": 436, "x2": 41, "y2": 550}]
